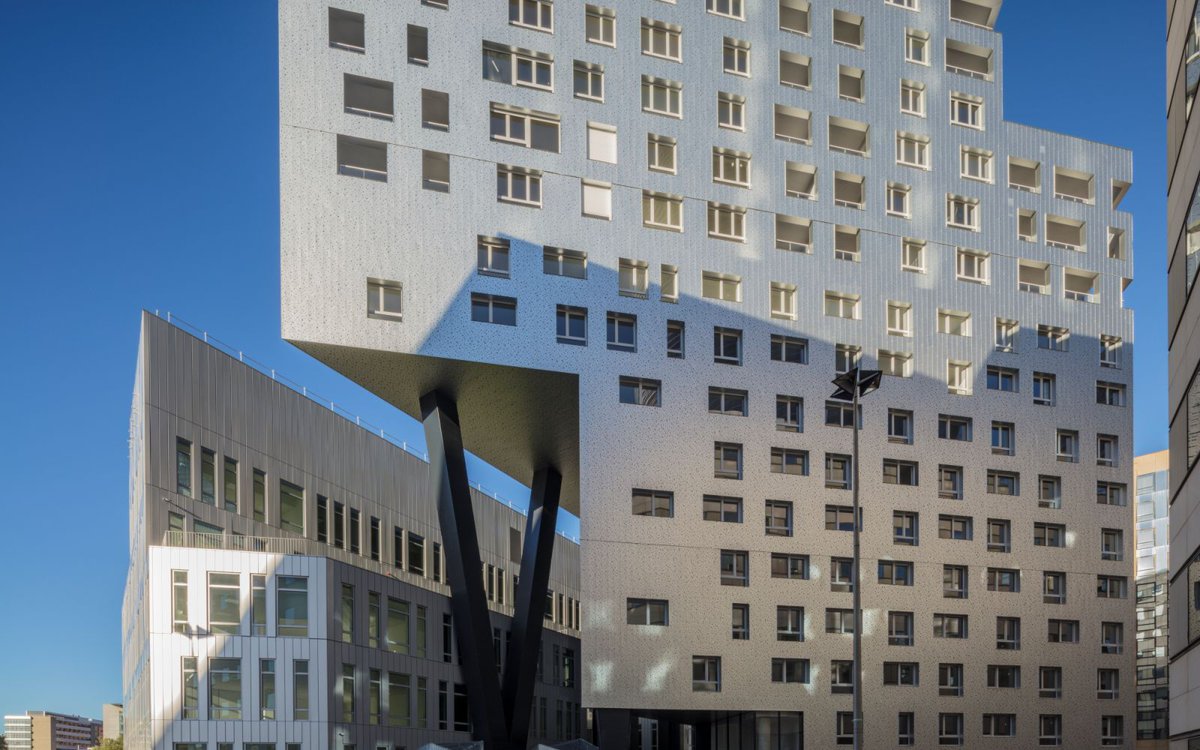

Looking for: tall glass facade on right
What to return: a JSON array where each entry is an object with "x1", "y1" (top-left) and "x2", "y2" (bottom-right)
[{"x1": 1135, "y1": 450, "x2": 1168, "y2": 748}]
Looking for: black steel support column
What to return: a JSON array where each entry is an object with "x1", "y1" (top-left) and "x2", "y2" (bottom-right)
[
  {"x1": 420, "y1": 391, "x2": 508, "y2": 747},
  {"x1": 501, "y1": 466, "x2": 562, "y2": 748}
]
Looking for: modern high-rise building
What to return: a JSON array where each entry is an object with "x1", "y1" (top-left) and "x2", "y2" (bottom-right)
[
  {"x1": 3, "y1": 713, "x2": 101, "y2": 750},
  {"x1": 279, "y1": 0, "x2": 1135, "y2": 746},
  {"x1": 121, "y1": 312, "x2": 585, "y2": 750},
  {"x1": 1135, "y1": 451, "x2": 1169, "y2": 749},
  {"x1": 1168, "y1": 2, "x2": 1200, "y2": 749}
]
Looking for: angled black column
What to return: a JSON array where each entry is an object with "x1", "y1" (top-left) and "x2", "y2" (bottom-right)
[
  {"x1": 501, "y1": 466, "x2": 562, "y2": 747},
  {"x1": 420, "y1": 390, "x2": 508, "y2": 747}
]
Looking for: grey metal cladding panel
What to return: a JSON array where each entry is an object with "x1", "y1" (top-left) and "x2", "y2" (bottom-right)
[
  {"x1": 137, "y1": 313, "x2": 581, "y2": 597},
  {"x1": 280, "y1": 0, "x2": 1134, "y2": 726}
]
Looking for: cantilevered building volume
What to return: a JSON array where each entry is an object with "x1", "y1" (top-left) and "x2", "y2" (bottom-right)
[
  {"x1": 122, "y1": 313, "x2": 584, "y2": 750},
  {"x1": 280, "y1": 0, "x2": 1135, "y2": 746}
]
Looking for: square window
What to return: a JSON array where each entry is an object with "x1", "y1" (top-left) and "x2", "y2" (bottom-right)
[
  {"x1": 607, "y1": 312, "x2": 637, "y2": 351},
  {"x1": 648, "y1": 134, "x2": 677, "y2": 173},
  {"x1": 555, "y1": 305, "x2": 587, "y2": 345},
  {"x1": 641, "y1": 19, "x2": 681, "y2": 61},
  {"x1": 574, "y1": 61, "x2": 604, "y2": 101},
  {"x1": 585, "y1": 5, "x2": 616, "y2": 46},
  {"x1": 367, "y1": 279, "x2": 403, "y2": 320}
]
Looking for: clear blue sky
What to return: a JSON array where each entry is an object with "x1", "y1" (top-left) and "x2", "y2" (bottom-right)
[{"x1": 0, "y1": 0, "x2": 1168, "y2": 724}]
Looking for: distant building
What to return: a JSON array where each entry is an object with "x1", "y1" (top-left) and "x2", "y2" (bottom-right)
[
  {"x1": 5, "y1": 715, "x2": 32, "y2": 750},
  {"x1": 100, "y1": 706, "x2": 122, "y2": 742},
  {"x1": 4, "y1": 713, "x2": 100, "y2": 750},
  {"x1": 1135, "y1": 451, "x2": 1168, "y2": 749}
]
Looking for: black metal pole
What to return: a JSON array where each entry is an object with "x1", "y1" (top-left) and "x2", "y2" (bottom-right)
[{"x1": 852, "y1": 376, "x2": 864, "y2": 750}]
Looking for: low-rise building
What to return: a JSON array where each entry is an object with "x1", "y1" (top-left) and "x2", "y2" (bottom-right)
[
  {"x1": 122, "y1": 312, "x2": 585, "y2": 750},
  {"x1": 5, "y1": 713, "x2": 101, "y2": 750}
]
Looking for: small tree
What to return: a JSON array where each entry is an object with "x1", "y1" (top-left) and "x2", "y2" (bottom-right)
[{"x1": 95, "y1": 738, "x2": 121, "y2": 750}]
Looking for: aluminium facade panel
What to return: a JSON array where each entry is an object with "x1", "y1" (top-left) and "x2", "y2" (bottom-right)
[{"x1": 281, "y1": 0, "x2": 1134, "y2": 746}]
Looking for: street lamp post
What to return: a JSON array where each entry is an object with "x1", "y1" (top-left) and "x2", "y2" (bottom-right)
[{"x1": 832, "y1": 367, "x2": 882, "y2": 750}]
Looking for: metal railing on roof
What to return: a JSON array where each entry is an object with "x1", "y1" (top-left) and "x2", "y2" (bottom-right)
[{"x1": 150, "y1": 310, "x2": 580, "y2": 543}]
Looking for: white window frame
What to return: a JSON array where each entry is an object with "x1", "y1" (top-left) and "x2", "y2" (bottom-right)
[
  {"x1": 490, "y1": 105, "x2": 560, "y2": 152},
  {"x1": 483, "y1": 45, "x2": 554, "y2": 92},
  {"x1": 835, "y1": 344, "x2": 861, "y2": 374},
  {"x1": 477, "y1": 236, "x2": 511, "y2": 277},
  {"x1": 960, "y1": 147, "x2": 993, "y2": 183},
  {"x1": 824, "y1": 291, "x2": 860, "y2": 319},
  {"x1": 900, "y1": 79, "x2": 925, "y2": 116},
  {"x1": 367, "y1": 279, "x2": 403, "y2": 320},
  {"x1": 707, "y1": 203, "x2": 747, "y2": 242},
  {"x1": 641, "y1": 19, "x2": 681, "y2": 61},
  {"x1": 573, "y1": 61, "x2": 604, "y2": 101},
  {"x1": 702, "y1": 271, "x2": 742, "y2": 302},
  {"x1": 496, "y1": 165, "x2": 543, "y2": 207},
  {"x1": 955, "y1": 249, "x2": 989, "y2": 283},
  {"x1": 648, "y1": 134, "x2": 678, "y2": 174},
  {"x1": 879, "y1": 350, "x2": 912, "y2": 378},
  {"x1": 1099, "y1": 432, "x2": 1118, "y2": 468},
  {"x1": 947, "y1": 360, "x2": 971, "y2": 395},
  {"x1": 707, "y1": 0, "x2": 745, "y2": 20},
  {"x1": 887, "y1": 182, "x2": 911, "y2": 217},
  {"x1": 1100, "y1": 335, "x2": 1123, "y2": 368},
  {"x1": 1018, "y1": 209, "x2": 1038, "y2": 242},
  {"x1": 641, "y1": 76, "x2": 682, "y2": 118},
  {"x1": 994, "y1": 318, "x2": 1017, "y2": 352},
  {"x1": 785, "y1": 162, "x2": 817, "y2": 200},
  {"x1": 950, "y1": 93, "x2": 984, "y2": 129},
  {"x1": 1033, "y1": 373, "x2": 1056, "y2": 406},
  {"x1": 896, "y1": 133, "x2": 930, "y2": 169},
  {"x1": 585, "y1": 5, "x2": 616, "y2": 47},
  {"x1": 618, "y1": 258, "x2": 650, "y2": 298},
  {"x1": 905, "y1": 29, "x2": 930, "y2": 65},
  {"x1": 771, "y1": 282, "x2": 798, "y2": 320},
  {"x1": 642, "y1": 191, "x2": 683, "y2": 231},
  {"x1": 946, "y1": 194, "x2": 981, "y2": 231},
  {"x1": 901, "y1": 238, "x2": 925, "y2": 272},
  {"x1": 1038, "y1": 324, "x2": 1070, "y2": 352},
  {"x1": 661, "y1": 264, "x2": 679, "y2": 302},
  {"x1": 509, "y1": 0, "x2": 554, "y2": 32},
  {"x1": 887, "y1": 301, "x2": 912, "y2": 336},
  {"x1": 723, "y1": 37, "x2": 750, "y2": 76},
  {"x1": 938, "y1": 309, "x2": 971, "y2": 337},
  {"x1": 556, "y1": 305, "x2": 587, "y2": 345},
  {"x1": 717, "y1": 92, "x2": 746, "y2": 131},
  {"x1": 712, "y1": 148, "x2": 751, "y2": 187}
]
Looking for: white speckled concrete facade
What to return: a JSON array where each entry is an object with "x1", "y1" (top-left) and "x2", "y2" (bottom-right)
[{"x1": 280, "y1": 0, "x2": 1134, "y2": 745}]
